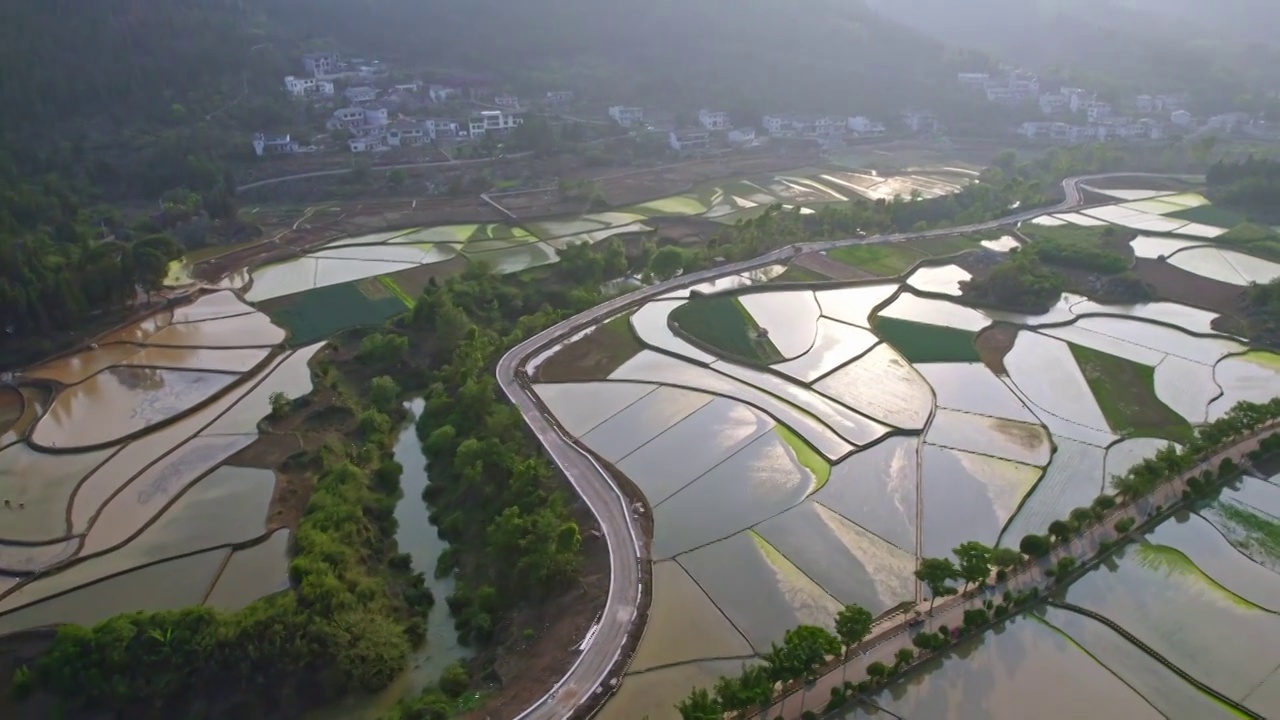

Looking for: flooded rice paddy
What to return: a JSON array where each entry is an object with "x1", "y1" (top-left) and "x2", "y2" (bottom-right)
[
  {"x1": 538, "y1": 252, "x2": 1280, "y2": 717},
  {"x1": 839, "y1": 616, "x2": 1165, "y2": 720},
  {"x1": 0, "y1": 297, "x2": 302, "y2": 641}
]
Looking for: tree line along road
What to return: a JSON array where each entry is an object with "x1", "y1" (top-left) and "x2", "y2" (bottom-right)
[{"x1": 494, "y1": 172, "x2": 1205, "y2": 720}]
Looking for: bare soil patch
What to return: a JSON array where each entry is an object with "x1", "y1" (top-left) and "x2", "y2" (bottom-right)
[
  {"x1": 976, "y1": 323, "x2": 1019, "y2": 375},
  {"x1": 0, "y1": 388, "x2": 23, "y2": 435},
  {"x1": 793, "y1": 251, "x2": 875, "y2": 281},
  {"x1": 461, "y1": 527, "x2": 610, "y2": 720},
  {"x1": 1132, "y1": 258, "x2": 1248, "y2": 319},
  {"x1": 381, "y1": 255, "x2": 470, "y2": 300},
  {"x1": 536, "y1": 314, "x2": 643, "y2": 383}
]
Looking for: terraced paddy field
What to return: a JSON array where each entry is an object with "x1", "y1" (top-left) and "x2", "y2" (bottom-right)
[
  {"x1": 531, "y1": 233, "x2": 1280, "y2": 718},
  {"x1": 0, "y1": 293, "x2": 309, "y2": 635}
]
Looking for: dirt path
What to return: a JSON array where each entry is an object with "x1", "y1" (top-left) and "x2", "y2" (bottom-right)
[{"x1": 762, "y1": 422, "x2": 1280, "y2": 719}]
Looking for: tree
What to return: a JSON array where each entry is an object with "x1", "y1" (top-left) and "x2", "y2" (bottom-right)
[
  {"x1": 1069, "y1": 506, "x2": 1097, "y2": 528},
  {"x1": 358, "y1": 332, "x2": 409, "y2": 366},
  {"x1": 269, "y1": 391, "x2": 292, "y2": 419},
  {"x1": 712, "y1": 674, "x2": 748, "y2": 717},
  {"x1": 1091, "y1": 494, "x2": 1117, "y2": 513},
  {"x1": 1019, "y1": 533, "x2": 1051, "y2": 561},
  {"x1": 952, "y1": 541, "x2": 994, "y2": 592},
  {"x1": 834, "y1": 604, "x2": 874, "y2": 657},
  {"x1": 735, "y1": 664, "x2": 775, "y2": 715},
  {"x1": 649, "y1": 245, "x2": 687, "y2": 280},
  {"x1": 915, "y1": 557, "x2": 959, "y2": 613},
  {"x1": 990, "y1": 547, "x2": 1022, "y2": 571},
  {"x1": 765, "y1": 625, "x2": 841, "y2": 684},
  {"x1": 1047, "y1": 519, "x2": 1075, "y2": 545},
  {"x1": 865, "y1": 662, "x2": 889, "y2": 682},
  {"x1": 369, "y1": 375, "x2": 400, "y2": 413},
  {"x1": 675, "y1": 687, "x2": 721, "y2": 720},
  {"x1": 438, "y1": 661, "x2": 470, "y2": 698},
  {"x1": 893, "y1": 648, "x2": 914, "y2": 669}
]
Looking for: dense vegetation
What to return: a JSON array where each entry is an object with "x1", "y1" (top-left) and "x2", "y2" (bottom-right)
[
  {"x1": 0, "y1": 174, "x2": 179, "y2": 345},
  {"x1": 1207, "y1": 157, "x2": 1280, "y2": 225},
  {"x1": 0, "y1": 0, "x2": 292, "y2": 198},
  {"x1": 1244, "y1": 279, "x2": 1280, "y2": 346},
  {"x1": 963, "y1": 223, "x2": 1149, "y2": 313},
  {"x1": 263, "y1": 0, "x2": 962, "y2": 117},
  {"x1": 14, "y1": 382, "x2": 432, "y2": 717}
]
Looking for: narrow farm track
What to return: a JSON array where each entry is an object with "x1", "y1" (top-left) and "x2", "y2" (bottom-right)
[{"x1": 495, "y1": 172, "x2": 1202, "y2": 720}]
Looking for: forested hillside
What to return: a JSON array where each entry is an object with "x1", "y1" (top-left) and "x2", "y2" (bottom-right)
[{"x1": 263, "y1": 0, "x2": 965, "y2": 115}]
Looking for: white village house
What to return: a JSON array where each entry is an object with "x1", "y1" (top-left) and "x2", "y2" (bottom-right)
[
  {"x1": 344, "y1": 86, "x2": 379, "y2": 104},
  {"x1": 468, "y1": 109, "x2": 523, "y2": 137},
  {"x1": 252, "y1": 133, "x2": 299, "y2": 157},
  {"x1": 609, "y1": 106, "x2": 644, "y2": 127},
  {"x1": 669, "y1": 128, "x2": 711, "y2": 152},
  {"x1": 284, "y1": 76, "x2": 335, "y2": 98},
  {"x1": 698, "y1": 109, "x2": 729, "y2": 131}
]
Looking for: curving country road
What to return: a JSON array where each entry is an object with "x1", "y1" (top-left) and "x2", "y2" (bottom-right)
[{"x1": 494, "y1": 172, "x2": 1199, "y2": 720}]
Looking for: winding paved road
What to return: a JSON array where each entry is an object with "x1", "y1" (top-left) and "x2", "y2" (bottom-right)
[{"x1": 494, "y1": 172, "x2": 1200, "y2": 720}]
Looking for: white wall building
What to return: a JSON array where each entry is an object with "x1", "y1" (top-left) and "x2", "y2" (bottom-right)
[
  {"x1": 468, "y1": 109, "x2": 524, "y2": 137},
  {"x1": 902, "y1": 112, "x2": 939, "y2": 134},
  {"x1": 728, "y1": 127, "x2": 756, "y2": 144},
  {"x1": 609, "y1": 105, "x2": 644, "y2": 127},
  {"x1": 387, "y1": 121, "x2": 428, "y2": 147},
  {"x1": 1038, "y1": 93, "x2": 1069, "y2": 114},
  {"x1": 1171, "y1": 109, "x2": 1193, "y2": 127},
  {"x1": 303, "y1": 52, "x2": 339, "y2": 77},
  {"x1": 847, "y1": 116, "x2": 886, "y2": 135},
  {"x1": 331, "y1": 107, "x2": 367, "y2": 130},
  {"x1": 698, "y1": 109, "x2": 729, "y2": 130},
  {"x1": 494, "y1": 94, "x2": 520, "y2": 108},
  {"x1": 669, "y1": 128, "x2": 711, "y2": 152},
  {"x1": 348, "y1": 135, "x2": 386, "y2": 152},
  {"x1": 284, "y1": 76, "x2": 335, "y2": 97},
  {"x1": 957, "y1": 72, "x2": 990, "y2": 88},
  {"x1": 428, "y1": 84, "x2": 460, "y2": 104},
  {"x1": 344, "y1": 86, "x2": 378, "y2": 104},
  {"x1": 545, "y1": 90, "x2": 575, "y2": 104},
  {"x1": 252, "y1": 133, "x2": 299, "y2": 157}
]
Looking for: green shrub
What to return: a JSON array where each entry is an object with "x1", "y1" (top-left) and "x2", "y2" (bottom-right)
[{"x1": 438, "y1": 661, "x2": 471, "y2": 698}]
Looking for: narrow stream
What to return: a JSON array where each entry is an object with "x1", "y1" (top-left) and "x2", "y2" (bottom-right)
[{"x1": 311, "y1": 398, "x2": 471, "y2": 719}]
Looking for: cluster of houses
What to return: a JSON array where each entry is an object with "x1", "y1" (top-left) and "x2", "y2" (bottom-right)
[
  {"x1": 957, "y1": 70, "x2": 1204, "y2": 144},
  {"x1": 608, "y1": 104, "x2": 941, "y2": 154},
  {"x1": 256, "y1": 52, "x2": 580, "y2": 156}
]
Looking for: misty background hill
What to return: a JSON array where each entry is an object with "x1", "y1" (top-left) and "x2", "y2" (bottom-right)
[{"x1": 867, "y1": 0, "x2": 1280, "y2": 110}]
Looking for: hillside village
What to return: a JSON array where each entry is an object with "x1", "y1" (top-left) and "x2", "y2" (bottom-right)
[
  {"x1": 958, "y1": 67, "x2": 1278, "y2": 143},
  {"x1": 253, "y1": 51, "x2": 1279, "y2": 162}
]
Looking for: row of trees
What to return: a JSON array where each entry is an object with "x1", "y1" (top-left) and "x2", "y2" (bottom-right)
[
  {"x1": 15, "y1": 354, "x2": 433, "y2": 717},
  {"x1": 676, "y1": 398, "x2": 1280, "y2": 718}
]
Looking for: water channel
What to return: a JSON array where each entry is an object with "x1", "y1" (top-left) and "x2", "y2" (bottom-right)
[{"x1": 311, "y1": 399, "x2": 470, "y2": 719}]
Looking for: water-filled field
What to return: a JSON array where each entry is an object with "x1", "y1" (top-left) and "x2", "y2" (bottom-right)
[
  {"x1": 0, "y1": 296, "x2": 308, "y2": 639},
  {"x1": 533, "y1": 245, "x2": 1280, "y2": 718}
]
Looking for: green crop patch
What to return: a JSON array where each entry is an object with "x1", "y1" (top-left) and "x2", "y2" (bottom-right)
[
  {"x1": 669, "y1": 294, "x2": 784, "y2": 364},
  {"x1": 1069, "y1": 344, "x2": 1194, "y2": 443},
  {"x1": 870, "y1": 315, "x2": 981, "y2": 363},
  {"x1": 259, "y1": 280, "x2": 407, "y2": 346},
  {"x1": 1168, "y1": 204, "x2": 1248, "y2": 229},
  {"x1": 826, "y1": 244, "x2": 925, "y2": 276}
]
